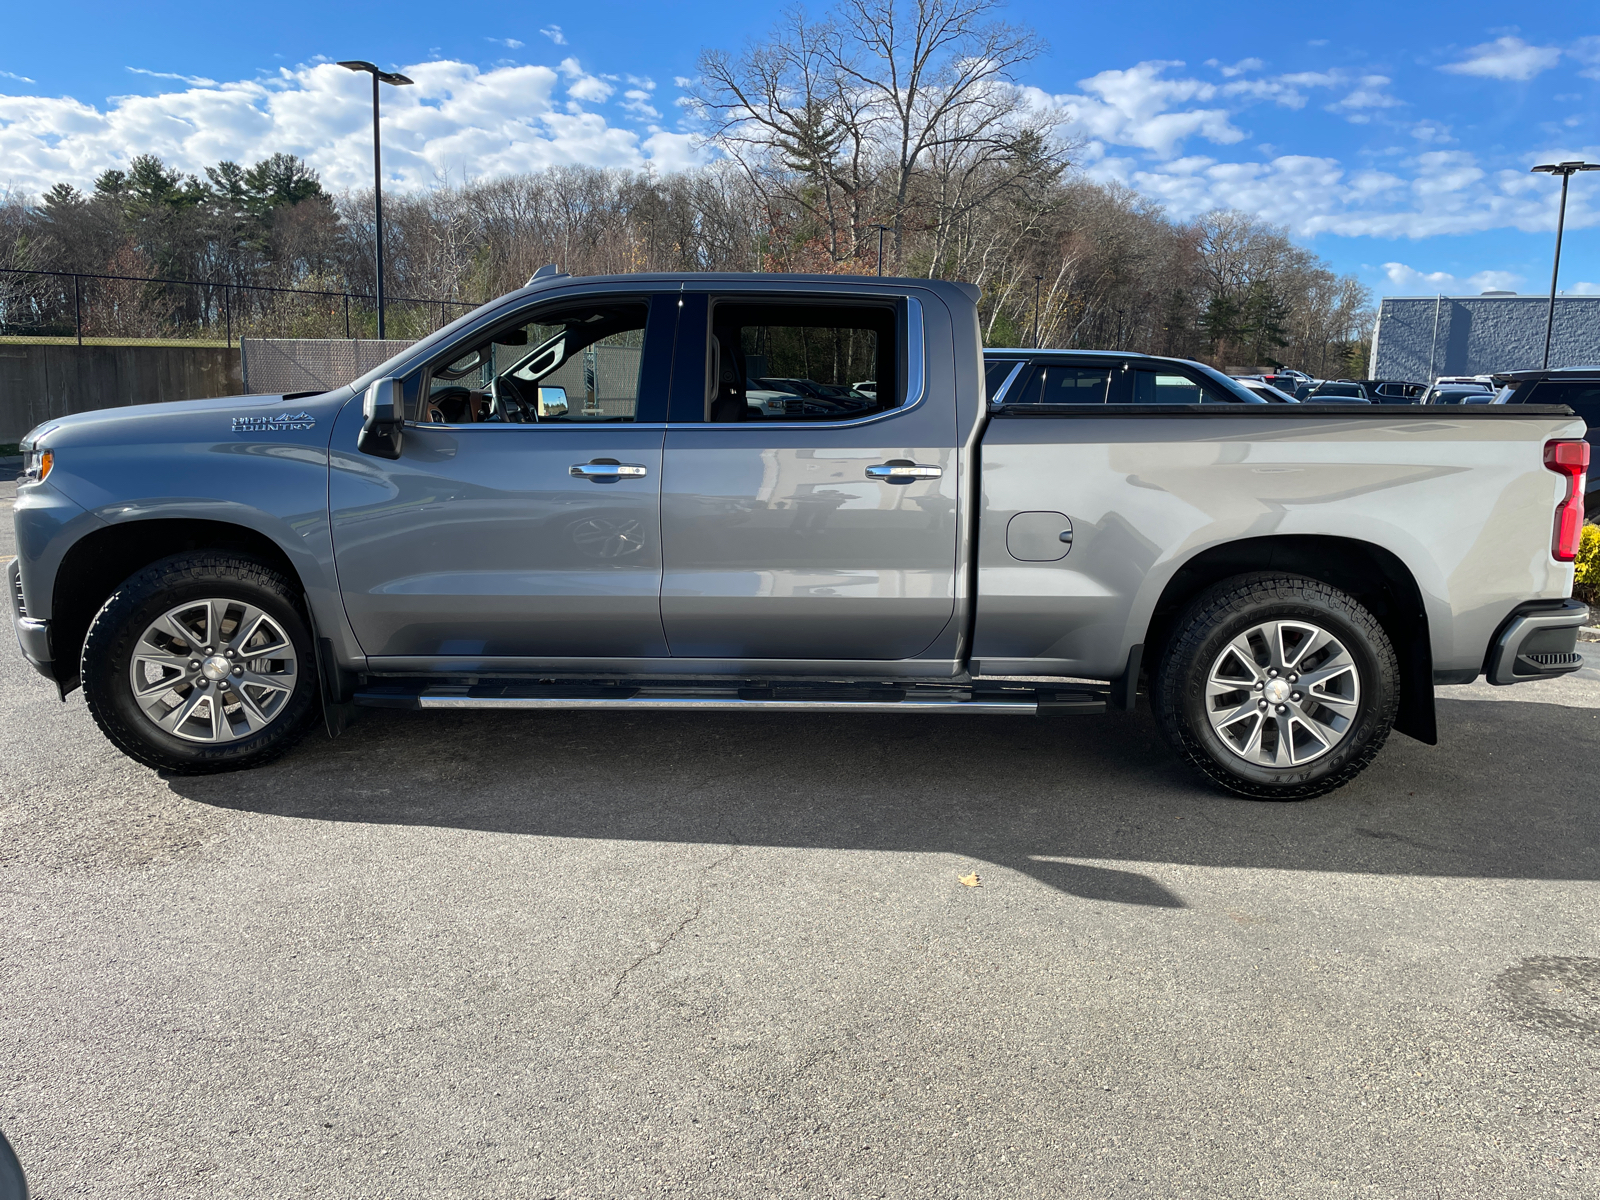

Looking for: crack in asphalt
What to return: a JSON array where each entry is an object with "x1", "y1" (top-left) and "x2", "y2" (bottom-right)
[{"x1": 608, "y1": 841, "x2": 743, "y2": 1001}]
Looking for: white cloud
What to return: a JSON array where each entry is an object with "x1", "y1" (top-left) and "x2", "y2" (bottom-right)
[
  {"x1": 1567, "y1": 280, "x2": 1600, "y2": 295},
  {"x1": 539, "y1": 26, "x2": 567, "y2": 46},
  {"x1": 1440, "y1": 36, "x2": 1561, "y2": 82},
  {"x1": 1205, "y1": 57, "x2": 1264, "y2": 78},
  {"x1": 559, "y1": 57, "x2": 614, "y2": 102},
  {"x1": 621, "y1": 89, "x2": 661, "y2": 120},
  {"x1": 127, "y1": 66, "x2": 219, "y2": 86},
  {"x1": 486, "y1": 38, "x2": 524, "y2": 50},
  {"x1": 1380, "y1": 262, "x2": 1523, "y2": 294},
  {"x1": 1033, "y1": 62, "x2": 1245, "y2": 159},
  {"x1": 1410, "y1": 121, "x2": 1454, "y2": 144},
  {"x1": 1327, "y1": 75, "x2": 1402, "y2": 122},
  {"x1": 0, "y1": 59, "x2": 690, "y2": 196},
  {"x1": 1, "y1": 69, "x2": 36, "y2": 84}
]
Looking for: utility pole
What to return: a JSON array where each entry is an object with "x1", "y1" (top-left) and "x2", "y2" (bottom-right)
[
  {"x1": 1530, "y1": 160, "x2": 1599, "y2": 369},
  {"x1": 1032, "y1": 275, "x2": 1043, "y2": 348},
  {"x1": 339, "y1": 60, "x2": 414, "y2": 339}
]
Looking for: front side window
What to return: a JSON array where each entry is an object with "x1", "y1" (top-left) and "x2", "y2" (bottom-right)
[
  {"x1": 421, "y1": 299, "x2": 648, "y2": 424},
  {"x1": 702, "y1": 301, "x2": 898, "y2": 422},
  {"x1": 1008, "y1": 365, "x2": 1114, "y2": 405},
  {"x1": 1132, "y1": 370, "x2": 1234, "y2": 404}
]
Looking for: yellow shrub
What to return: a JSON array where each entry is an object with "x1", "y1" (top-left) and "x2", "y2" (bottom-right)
[{"x1": 1575, "y1": 523, "x2": 1600, "y2": 606}]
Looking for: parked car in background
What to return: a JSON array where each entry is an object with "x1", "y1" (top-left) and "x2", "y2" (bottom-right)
[
  {"x1": 853, "y1": 380, "x2": 878, "y2": 399},
  {"x1": 1492, "y1": 364, "x2": 1600, "y2": 519},
  {"x1": 1423, "y1": 384, "x2": 1493, "y2": 405},
  {"x1": 1261, "y1": 373, "x2": 1306, "y2": 394},
  {"x1": 1305, "y1": 381, "x2": 1373, "y2": 403},
  {"x1": 987, "y1": 349, "x2": 1269, "y2": 406},
  {"x1": 1233, "y1": 377, "x2": 1301, "y2": 403},
  {"x1": 1355, "y1": 379, "x2": 1427, "y2": 404}
]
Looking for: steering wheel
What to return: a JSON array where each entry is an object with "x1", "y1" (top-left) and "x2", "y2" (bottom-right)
[{"x1": 492, "y1": 376, "x2": 531, "y2": 423}]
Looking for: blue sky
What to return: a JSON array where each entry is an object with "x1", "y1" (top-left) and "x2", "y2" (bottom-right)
[{"x1": 3, "y1": 0, "x2": 1599, "y2": 298}]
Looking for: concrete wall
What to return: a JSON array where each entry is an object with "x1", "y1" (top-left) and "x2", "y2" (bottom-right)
[
  {"x1": 0, "y1": 344, "x2": 242, "y2": 442},
  {"x1": 1371, "y1": 294, "x2": 1600, "y2": 381}
]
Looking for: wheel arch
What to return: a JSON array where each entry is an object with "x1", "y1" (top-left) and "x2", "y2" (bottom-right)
[
  {"x1": 49, "y1": 519, "x2": 310, "y2": 695},
  {"x1": 1142, "y1": 534, "x2": 1436, "y2": 745}
]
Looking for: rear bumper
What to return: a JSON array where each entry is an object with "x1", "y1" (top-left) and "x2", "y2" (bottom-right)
[
  {"x1": 7, "y1": 558, "x2": 53, "y2": 679},
  {"x1": 1485, "y1": 598, "x2": 1590, "y2": 686}
]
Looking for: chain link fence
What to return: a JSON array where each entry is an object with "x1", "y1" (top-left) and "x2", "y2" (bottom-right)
[
  {"x1": 0, "y1": 267, "x2": 479, "y2": 345},
  {"x1": 241, "y1": 339, "x2": 417, "y2": 395}
]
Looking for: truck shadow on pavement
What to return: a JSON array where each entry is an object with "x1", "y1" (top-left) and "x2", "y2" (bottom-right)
[{"x1": 170, "y1": 697, "x2": 1600, "y2": 909}]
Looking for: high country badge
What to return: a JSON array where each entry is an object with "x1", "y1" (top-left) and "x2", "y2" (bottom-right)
[{"x1": 232, "y1": 411, "x2": 317, "y2": 433}]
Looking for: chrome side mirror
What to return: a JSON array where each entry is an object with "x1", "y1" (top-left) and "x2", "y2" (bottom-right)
[
  {"x1": 358, "y1": 377, "x2": 404, "y2": 459},
  {"x1": 537, "y1": 386, "x2": 569, "y2": 418}
]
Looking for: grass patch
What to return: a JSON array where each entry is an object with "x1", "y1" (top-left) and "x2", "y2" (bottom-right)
[{"x1": 0, "y1": 335, "x2": 235, "y2": 348}]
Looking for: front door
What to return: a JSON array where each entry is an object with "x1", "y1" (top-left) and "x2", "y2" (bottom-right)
[
  {"x1": 330, "y1": 291, "x2": 676, "y2": 662},
  {"x1": 658, "y1": 291, "x2": 959, "y2": 661}
]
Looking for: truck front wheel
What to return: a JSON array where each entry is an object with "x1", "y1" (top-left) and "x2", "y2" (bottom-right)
[
  {"x1": 1152, "y1": 573, "x2": 1400, "y2": 801},
  {"x1": 81, "y1": 553, "x2": 319, "y2": 774}
]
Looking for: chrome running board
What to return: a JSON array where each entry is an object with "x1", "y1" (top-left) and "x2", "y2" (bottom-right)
[
  {"x1": 354, "y1": 683, "x2": 1109, "y2": 716},
  {"x1": 414, "y1": 690, "x2": 1039, "y2": 714}
]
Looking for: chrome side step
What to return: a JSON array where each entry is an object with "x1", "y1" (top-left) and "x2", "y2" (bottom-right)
[
  {"x1": 414, "y1": 690, "x2": 1039, "y2": 714},
  {"x1": 355, "y1": 684, "x2": 1109, "y2": 716}
]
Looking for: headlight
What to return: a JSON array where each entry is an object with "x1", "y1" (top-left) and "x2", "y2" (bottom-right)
[{"x1": 21, "y1": 449, "x2": 53, "y2": 482}]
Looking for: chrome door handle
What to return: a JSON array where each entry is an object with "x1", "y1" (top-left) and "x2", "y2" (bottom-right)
[
  {"x1": 570, "y1": 461, "x2": 649, "y2": 480},
  {"x1": 866, "y1": 462, "x2": 942, "y2": 481}
]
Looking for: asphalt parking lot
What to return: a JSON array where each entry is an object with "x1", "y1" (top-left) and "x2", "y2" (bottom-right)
[{"x1": 2, "y1": 466, "x2": 1598, "y2": 1198}]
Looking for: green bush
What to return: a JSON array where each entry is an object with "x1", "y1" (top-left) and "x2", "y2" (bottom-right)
[{"x1": 1576, "y1": 523, "x2": 1600, "y2": 607}]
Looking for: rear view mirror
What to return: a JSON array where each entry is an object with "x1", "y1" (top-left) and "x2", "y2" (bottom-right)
[
  {"x1": 537, "y1": 386, "x2": 569, "y2": 418},
  {"x1": 358, "y1": 377, "x2": 404, "y2": 459}
]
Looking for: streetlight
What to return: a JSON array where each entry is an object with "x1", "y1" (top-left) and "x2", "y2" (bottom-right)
[
  {"x1": 1530, "y1": 160, "x2": 1600, "y2": 369},
  {"x1": 871, "y1": 223, "x2": 891, "y2": 276},
  {"x1": 339, "y1": 60, "x2": 414, "y2": 339}
]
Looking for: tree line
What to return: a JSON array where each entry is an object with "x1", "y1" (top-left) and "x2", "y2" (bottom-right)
[{"x1": 0, "y1": 0, "x2": 1373, "y2": 375}]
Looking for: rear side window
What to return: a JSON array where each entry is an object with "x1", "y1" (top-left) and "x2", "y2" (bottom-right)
[
  {"x1": 1132, "y1": 370, "x2": 1233, "y2": 404},
  {"x1": 706, "y1": 301, "x2": 897, "y2": 423},
  {"x1": 1008, "y1": 365, "x2": 1113, "y2": 405}
]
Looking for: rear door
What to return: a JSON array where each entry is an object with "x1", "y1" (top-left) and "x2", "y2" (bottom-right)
[{"x1": 657, "y1": 290, "x2": 960, "y2": 661}]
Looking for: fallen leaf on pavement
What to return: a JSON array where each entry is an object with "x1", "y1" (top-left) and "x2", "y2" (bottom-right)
[{"x1": 958, "y1": 872, "x2": 981, "y2": 888}]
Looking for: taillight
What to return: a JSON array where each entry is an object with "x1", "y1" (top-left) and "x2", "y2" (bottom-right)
[{"x1": 1544, "y1": 439, "x2": 1590, "y2": 561}]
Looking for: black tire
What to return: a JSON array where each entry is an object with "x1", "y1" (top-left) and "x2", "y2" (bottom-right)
[
  {"x1": 81, "y1": 553, "x2": 319, "y2": 774},
  {"x1": 1152, "y1": 573, "x2": 1400, "y2": 801}
]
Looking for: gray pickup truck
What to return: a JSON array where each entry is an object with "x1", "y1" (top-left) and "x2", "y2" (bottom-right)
[{"x1": 8, "y1": 272, "x2": 1592, "y2": 799}]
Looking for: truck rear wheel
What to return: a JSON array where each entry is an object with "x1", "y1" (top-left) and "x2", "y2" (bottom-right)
[
  {"x1": 81, "y1": 553, "x2": 319, "y2": 774},
  {"x1": 1152, "y1": 573, "x2": 1399, "y2": 801}
]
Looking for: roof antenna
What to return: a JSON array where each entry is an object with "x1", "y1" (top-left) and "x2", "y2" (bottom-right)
[{"x1": 526, "y1": 264, "x2": 567, "y2": 286}]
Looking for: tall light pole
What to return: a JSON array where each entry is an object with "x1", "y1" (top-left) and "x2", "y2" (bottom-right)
[
  {"x1": 1032, "y1": 274, "x2": 1043, "y2": 347},
  {"x1": 1530, "y1": 160, "x2": 1599, "y2": 370},
  {"x1": 339, "y1": 60, "x2": 413, "y2": 339},
  {"x1": 871, "y1": 223, "x2": 891, "y2": 276}
]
